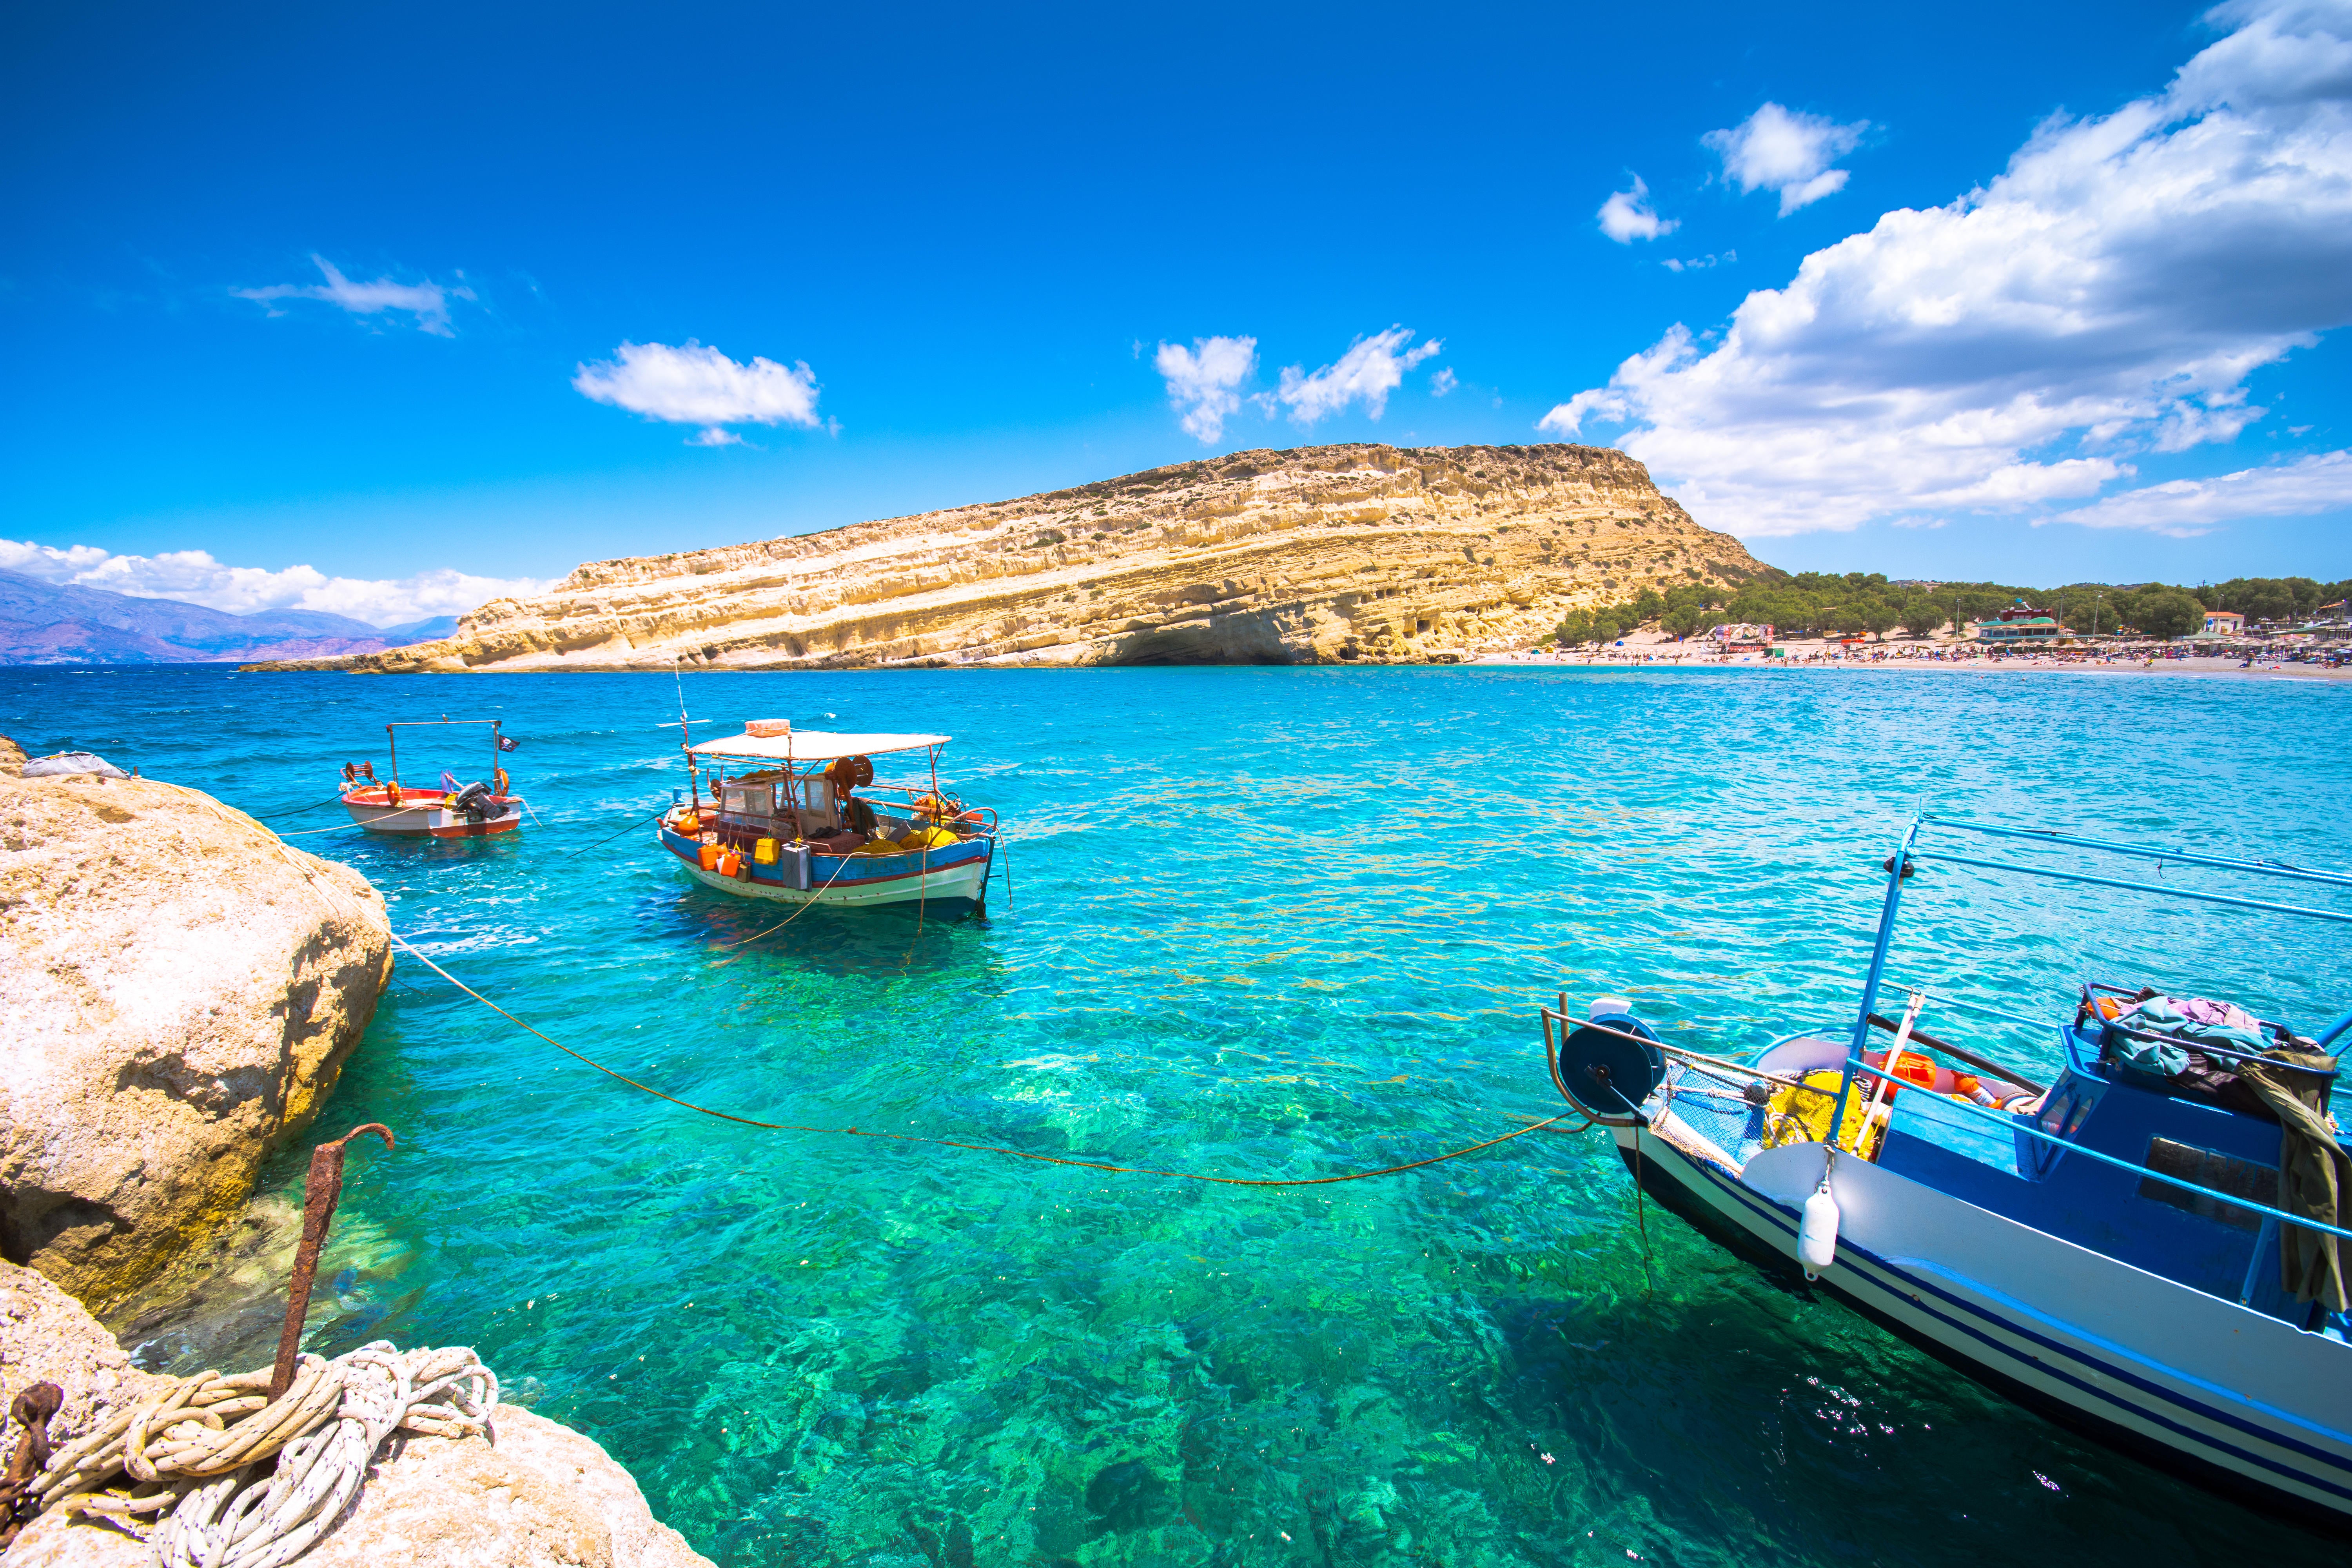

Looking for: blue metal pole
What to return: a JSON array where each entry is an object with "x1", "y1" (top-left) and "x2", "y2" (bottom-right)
[{"x1": 1831, "y1": 818, "x2": 1921, "y2": 1148}]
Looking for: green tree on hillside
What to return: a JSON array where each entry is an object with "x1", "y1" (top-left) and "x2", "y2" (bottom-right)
[
  {"x1": 2127, "y1": 589, "x2": 2205, "y2": 640},
  {"x1": 1897, "y1": 596, "x2": 1946, "y2": 638}
]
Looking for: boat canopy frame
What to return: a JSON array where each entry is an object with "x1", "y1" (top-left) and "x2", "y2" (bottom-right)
[
  {"x1": 686, "y1": 730, "x2": 950, "y2": 766},
  {"x1": 381, "y1": 718, "x2": 509, "y2": 793}
]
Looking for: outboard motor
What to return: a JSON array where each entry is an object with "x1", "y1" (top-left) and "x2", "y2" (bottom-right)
[
  {"x1": 448, "y1": 779, "x2": 494, "y2": 820},
  {"x1": 1553, "y1": 995, "x2": 1664, "y2": 1125}
]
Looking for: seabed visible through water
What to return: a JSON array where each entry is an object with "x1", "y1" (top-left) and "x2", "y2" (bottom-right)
[{"x1": 10, "y1": 662, "x2": 2348, "y2": 1567}]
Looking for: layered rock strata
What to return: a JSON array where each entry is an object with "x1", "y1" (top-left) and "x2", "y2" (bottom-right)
[
  {"x1": 251, "y1": 443, "x2": 1768, "y2": 673},
  {"x1": 0, "y1": 740, "x2": 392, "y2": 1311}
]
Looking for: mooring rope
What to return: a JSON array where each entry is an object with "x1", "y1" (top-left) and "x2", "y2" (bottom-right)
[
  {"x1": 386, "y1": 932, "x2": 1591, "y2": 1185},
  {"x1": 34, "y1": 1343, "x2": 494, "y2": 1568},
  {"x1": 713, "y1": 852, "x2": 857, "y2": 947}
]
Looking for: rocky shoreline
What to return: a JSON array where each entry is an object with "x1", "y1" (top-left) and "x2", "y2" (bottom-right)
[{"x1": 0, "y1": 735, "x2": 711, "y2": 1566}]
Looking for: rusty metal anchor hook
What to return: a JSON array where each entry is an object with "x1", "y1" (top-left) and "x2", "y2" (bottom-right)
[
  {"x1": 270, "y1": 1123, "x2": 395, "y2": 1399},
  {"x1": 0, "y1": 1382, "x2": 64, "y2": 1545}
]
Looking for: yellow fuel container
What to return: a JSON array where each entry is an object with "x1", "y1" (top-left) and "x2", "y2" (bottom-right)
[{"x1": 755, "y1": 837, "x2": 777, "y2": 864}]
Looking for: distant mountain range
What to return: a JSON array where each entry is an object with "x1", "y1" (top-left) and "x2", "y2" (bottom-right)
[{"x1": 0, "y1": 569, "x2": 460, "y2": 664}]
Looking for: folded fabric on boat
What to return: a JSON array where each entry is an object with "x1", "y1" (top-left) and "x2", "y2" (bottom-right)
[
  {"x1": 2107, "y1": 993, "x2": 2270, "y2": 1056},
  {"x1": 2097, "y1": 991, "x2": 2303, "y2": 1120}
]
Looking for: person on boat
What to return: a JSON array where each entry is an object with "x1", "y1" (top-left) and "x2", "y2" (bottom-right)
[{"x1": 822, "y1": 759, "x2": 883, "y2": 842}]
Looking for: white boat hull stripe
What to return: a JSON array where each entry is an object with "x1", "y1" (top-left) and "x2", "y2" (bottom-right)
[{"x1": 1654, "y1": 1137, "x2": 2352, "y2": 1506}]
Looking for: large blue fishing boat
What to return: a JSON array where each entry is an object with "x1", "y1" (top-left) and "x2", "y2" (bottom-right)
[{"x1": 1546, "y1": 817, "x2": 2352, "y2": 1530}]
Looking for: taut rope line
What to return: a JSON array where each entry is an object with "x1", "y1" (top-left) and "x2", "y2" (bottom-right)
[{"x1": 387, "y1": 933, "x2": 1589, "y2": 1186}]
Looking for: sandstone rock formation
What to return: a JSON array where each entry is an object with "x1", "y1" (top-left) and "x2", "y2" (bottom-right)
[
  {"x1": 0, "y1": 744, "x2": 392, "y2": 1311},
  {"x1": 0, "y1": 1259, "x2": 167, "y2": 1459},
  {"x1": 0, "y1": 1263, "x2": 711, "y2": 1568},
  {"x1": 252, "y1": 443, "x2": 1769, "y2": 674}
]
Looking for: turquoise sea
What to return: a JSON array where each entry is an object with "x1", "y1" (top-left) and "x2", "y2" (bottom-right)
[{"x1": 6, "y1": 663, "x2": 2350, "y2": 1567}]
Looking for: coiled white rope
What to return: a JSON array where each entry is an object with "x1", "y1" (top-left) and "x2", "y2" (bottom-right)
[{"x1": 40, "y1": 1342, "x2": 496, "y2": 1568}]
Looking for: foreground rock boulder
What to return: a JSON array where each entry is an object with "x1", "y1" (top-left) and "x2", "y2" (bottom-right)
[
  {"x1": 0, "y1": 739, "x2": 392, "y2": 1311},
  {"x1": 249, "y1": 441, "x2": 1771, "y2": 673},
  {"x1": 0, "y1": 1259, "x2": 167, "y2": 1459},
  {"x1": 0, "y1": 1259, "x2": 711, "y2": 1568},
  {"x1": 5, "y1": 1409, "x2": 713, "y2": 1568}
]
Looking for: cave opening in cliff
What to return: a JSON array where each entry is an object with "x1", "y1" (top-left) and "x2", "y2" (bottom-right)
[{"x1": 1112, "y1": 629, "x2": 1296, "y2": 666}]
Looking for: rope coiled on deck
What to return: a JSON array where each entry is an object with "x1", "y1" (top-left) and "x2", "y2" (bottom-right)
[{"x1": 34, "y1": 1342, "x2": 496, "y2": 1568}]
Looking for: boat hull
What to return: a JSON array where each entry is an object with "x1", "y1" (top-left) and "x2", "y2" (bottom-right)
[
  {"x1": 657, "y1": 824, "x2": 990, "y2": 910},
  {"x1": 339, "y1": 789, "x2": 523, "y2": 838},
  {"x1": 1612, "y1": 1123, "x2": 2352, "y2": 1533}
]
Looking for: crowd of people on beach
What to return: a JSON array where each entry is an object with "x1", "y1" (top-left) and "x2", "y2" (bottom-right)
[{"x1": 1479, "y1": 636, "x2": 2351, "y2": 675}]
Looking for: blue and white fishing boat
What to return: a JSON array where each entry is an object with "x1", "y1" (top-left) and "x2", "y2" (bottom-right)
[
  {"x1": 1544, "y1": 817, "x2": 2352, "y2": 1530},
  {"x1": 655, "y1": 723, "x2": 998, "y2": 913}
]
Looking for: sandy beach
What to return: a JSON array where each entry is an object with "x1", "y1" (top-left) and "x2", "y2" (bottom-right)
[{"x1": 1475, "y1": 637, "x2": 2352, "y2": 681}]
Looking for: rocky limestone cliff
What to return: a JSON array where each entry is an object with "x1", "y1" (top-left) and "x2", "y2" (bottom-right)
[
  {"x1": 250, "y1": 443, "x2": 1769, "y2": 674},
  {"x1": 0, "y1": 743, "x2": 393, "y2": 1312}
]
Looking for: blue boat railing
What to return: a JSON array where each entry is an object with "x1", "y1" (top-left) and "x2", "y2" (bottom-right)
[
  {"x1": 1841, "y1": 1057, "x2": 2352, "y2": 1244},
  {"x1": 1915, "y1": 817, "x2": 2352, "y2": 889},
  {"x1": 1820, "y1": 812, "x2": 2349, "y2": 1244},
  {"x1": 1909, "y1": 849, "x2": 2352, "y2": 924},
  {"x1": 1542, "y1": 1000, "x2": 2352, "y2": 1242}
]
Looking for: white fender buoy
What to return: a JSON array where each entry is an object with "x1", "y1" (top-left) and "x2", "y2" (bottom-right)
[{"x1": 1798, "y1": 1152, "x2": 1840, "y2": 1280}]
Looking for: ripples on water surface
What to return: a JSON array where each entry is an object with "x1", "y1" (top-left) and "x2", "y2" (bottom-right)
[{"x1": 8, "y1": 664, "x2": 2349, "y2": 1566}]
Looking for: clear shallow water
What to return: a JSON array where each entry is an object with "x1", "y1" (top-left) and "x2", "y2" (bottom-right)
[{"x1": 7, "y1": 663, "x2": 2350, "y2": 1567}]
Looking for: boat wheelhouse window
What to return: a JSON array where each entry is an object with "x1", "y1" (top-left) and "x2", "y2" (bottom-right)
[
  {"x1": 721, "y1": 782, "x2": 773, "y2": 817},
  {"x1": 2138, "y1": 1138, "x2": 2280, "y2": 1231}
]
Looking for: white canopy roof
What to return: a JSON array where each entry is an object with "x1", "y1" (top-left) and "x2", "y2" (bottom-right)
[{"x1": 686, "y1": 729, "x2": 950, "y2": 764}]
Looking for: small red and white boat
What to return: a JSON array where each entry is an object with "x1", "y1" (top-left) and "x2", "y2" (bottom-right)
[{"x1": 338, "y1": 719, "x2": 527, "y2": 838}]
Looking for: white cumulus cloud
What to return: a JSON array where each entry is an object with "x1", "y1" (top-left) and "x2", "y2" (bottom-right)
[
  {"x1": 2044, "y1": 448, "x2": 2352, "y2": 535},
  {"x1": 1704, "y1": 103, "x2": 1869, "y2": 214},
  {"x1": 1429, "y1": 367, "x2": 1459, "y2": 398},
  {"x1": 0, "y1": 538, "x2": 552, "y2": 628},
  {"x1": 1155, "y1": 335, "x2": 1259, "y2": 443},
  {"x1": 573, "y1": 340, "x2": 825, "y2": 446},
  {"x1": 1597, "y1": 175, "x2": 1677, "y2": 243},
  {"x1": 1268, "y1": 327, "x2": 1442, "y2": 426},
  {"x1": 232, "y1": 255, "x2": 474, "y2": 336},
  {"x1": 1537, "y1": 0, "x2": 2352, "y2": 537}
]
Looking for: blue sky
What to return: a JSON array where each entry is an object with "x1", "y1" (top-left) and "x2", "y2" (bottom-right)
[{"x1": 3, "y1": 0, "x2": 2347, "y2": 623}]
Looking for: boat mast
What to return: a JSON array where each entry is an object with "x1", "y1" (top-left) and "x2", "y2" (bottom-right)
[{"x1": 1831, "y1": 817, "x2": 1921, "y2": 1148}]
